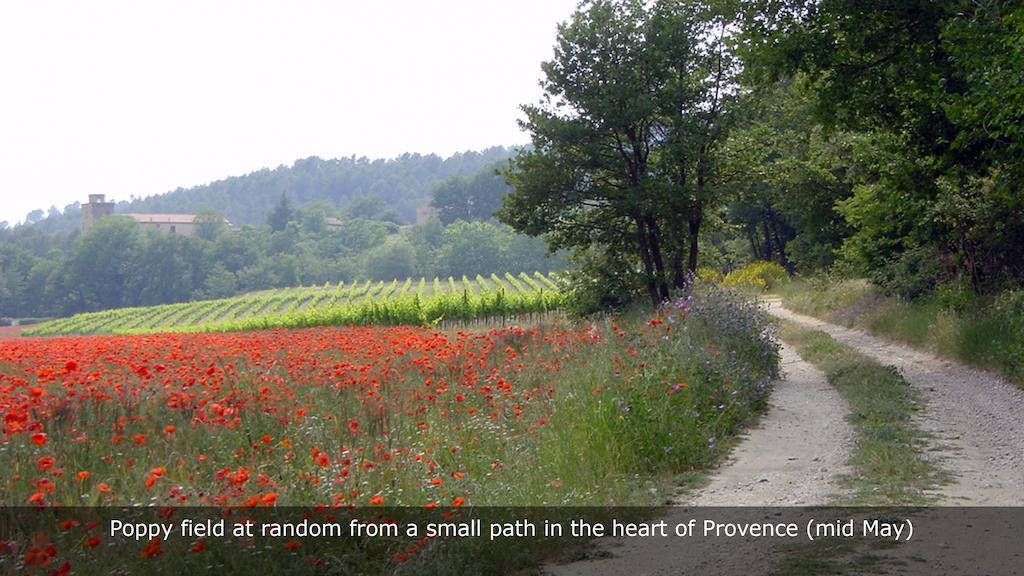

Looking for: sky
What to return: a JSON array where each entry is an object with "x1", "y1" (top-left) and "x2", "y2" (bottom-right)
[{"x1": 0, "y1": 0, "x2": 580, "y2": 226}]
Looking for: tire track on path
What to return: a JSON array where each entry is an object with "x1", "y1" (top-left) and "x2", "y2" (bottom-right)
[{"x1": 766, "y1": 300, "x2": 1024, "y2": 505}]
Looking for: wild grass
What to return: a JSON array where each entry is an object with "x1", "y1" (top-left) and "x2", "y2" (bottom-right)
[{"x1": 776, "y1": 279, "x2": 1024, "y2": 386}]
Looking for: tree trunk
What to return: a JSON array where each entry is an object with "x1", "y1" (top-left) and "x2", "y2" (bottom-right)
[
  {"x1": 687, "y1": 211, "x2": 701, "y2": 274},
  {"x1": 672, "y1": 235, "x2": 687, "y2": 290},
  {"x1": 634, "y1": 215, "x2": 660, "y2": 307},
  {"x1": 762, "y1": 218, "x2": 775, "y2": 261},
  {"x1": 645, "y1": 215, "x2": 670, "y2": 301}
]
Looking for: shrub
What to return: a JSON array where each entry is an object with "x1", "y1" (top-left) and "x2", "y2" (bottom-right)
[
  {"x1": 561, "y1": 247, "x2": 643, "y2": 316},
  {"x1": 722, "y1": 261, "x2": 790, "y2": 291},
  {"x1": 988, "y1": 290, "x2": 1024, "y2": 380},
  {"x1": 872, "y1": 245, "x2": 947, "y2": 299},
  {"x1": 606, "y1": 281, "x2": 781, "y2": 471},
  {"x1": 696, "y1": 267, "x2": 722, "y2": 283}
]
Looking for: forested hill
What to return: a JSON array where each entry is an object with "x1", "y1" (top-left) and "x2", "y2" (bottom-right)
[
  {"x1": 122, "y1": 147, "x2": 514, "y2": 226},
  {"x1": 12, "y1": 147, "x2": 514, "y2": 235}
]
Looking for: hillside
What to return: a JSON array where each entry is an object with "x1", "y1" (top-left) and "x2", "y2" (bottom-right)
[
  {"x1": 10, "y1": 147, "x2": 514, "y2": 236},
  {"x1": 122, "y1": 147, "x2": 515, "y2": 226}
]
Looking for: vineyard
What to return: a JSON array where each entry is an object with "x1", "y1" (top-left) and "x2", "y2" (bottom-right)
[{"x1": 25, "y1": 272, "x2": 564, "y2": 336}]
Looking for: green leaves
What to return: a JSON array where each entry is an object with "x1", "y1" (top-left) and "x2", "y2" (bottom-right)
[{"x1": 502, "y1": 0, "x2": 744, "y2": 307}]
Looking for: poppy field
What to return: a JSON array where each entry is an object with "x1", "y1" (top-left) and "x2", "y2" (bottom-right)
[{"x1": 1, "y1": 282, "x2": 779, "y2": 573}]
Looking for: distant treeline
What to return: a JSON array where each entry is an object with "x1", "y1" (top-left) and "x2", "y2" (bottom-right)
[{"x1": 0, "y1": 158, "x2": 565, "y2": 318}]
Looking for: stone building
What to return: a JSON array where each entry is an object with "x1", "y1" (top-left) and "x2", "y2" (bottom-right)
[
  {"x1": 80, "y1": 194, "x2": 114, "y2": 232},
  {"x1": 80, "y1": 195, "x2": 230, "y2": 236},
  {"x1": 122, "y1": 213, "x2": 204, "y2": 235}
]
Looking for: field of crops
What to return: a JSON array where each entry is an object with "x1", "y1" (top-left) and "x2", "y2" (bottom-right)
[
  {"x1": 25, "y1": 272, "x2": 564, "y2": 336},
  {"x1": 0, "y1": 281, "x2": 780, "y2": 573}
]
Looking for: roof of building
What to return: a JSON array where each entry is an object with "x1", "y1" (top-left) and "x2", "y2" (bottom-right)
[
  {"x1": 122, "y1": 213, "x2": 199, "y2": 224},
  {"x1": 325, "y1": 217, "x2": 344, "y2": 227}
]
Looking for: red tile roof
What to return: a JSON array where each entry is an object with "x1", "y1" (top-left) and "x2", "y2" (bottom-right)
[{"x1": 122, "y1": 213, "x2": 198, "y2": 224}]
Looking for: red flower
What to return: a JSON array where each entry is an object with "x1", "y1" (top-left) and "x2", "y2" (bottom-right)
[
  {"x1": 369, "y1": 494, "x2": 384, "y2": 506},
  {"x1": 31, "y1": 432, "x2": 47, "y2": 446},
  {"x1": 140, "y1": 538, "x2": 163, "y2": 558}
]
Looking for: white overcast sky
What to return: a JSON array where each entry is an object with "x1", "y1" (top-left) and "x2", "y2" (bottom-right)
[{"x1": 0, "y1": 0, "x2": 580, "y2": 225}]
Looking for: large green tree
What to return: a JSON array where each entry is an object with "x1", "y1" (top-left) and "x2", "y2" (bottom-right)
[{"x1": 500, "y1": 0, "x2": 741, "y2": 306}]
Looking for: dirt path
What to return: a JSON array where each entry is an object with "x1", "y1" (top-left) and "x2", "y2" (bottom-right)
[
  {"x1": 767, "y1": 301, "x2": 1024, "y2": 505},
  {"x1": 680, "y1": 343, "x2": 853, "y2": 506},
  {"x1": 545, "y1": 341, "x2": 853, "y2": 576}
]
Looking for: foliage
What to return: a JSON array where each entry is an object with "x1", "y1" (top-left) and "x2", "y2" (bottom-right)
[
  {"x1": 605, "y1": 281, "x2": 779, "y2": 471},
  {"x1": 430, "y1": 163, "x2": 510, "y2": 225},
  {"x1": 721, "y1": 260, "x2": 789, "y2": 292},
  {"x1": 871, "y1": 245, "x2": 947, "y2": 300},
  {"x1": 123, "y1": 147, "x2": 514, "y2": 226},
  {"x1": 500, "y1": 0, "x2": 742, "y2": 307},
  {"x1": 721, "y1": 77, "x2": 862, "y2": 272},
  {"x1": 744, "y1": 0, "x2": 1024, "y2": 291},
  {"x1": 559, "y1": 246, "x2": 645, "y2": 316},
  {"x1": 990, "y1": 291, "x2": 1024, "y2": 381},
  {"x1": 25, "y1": 272, "x2": 567, "y2": 336},
  {"x1": 781, "y1": 277, "x2": 1024, "y2": 385},
  {"x1": 0, "y1": 201, "x2": 563, "y2": 319},
  {"x1": 266, "y1": 193, "x2": 292, "y2": 232}
]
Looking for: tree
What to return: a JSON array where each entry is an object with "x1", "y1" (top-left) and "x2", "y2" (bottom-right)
[
  {"x1": 25, "y1": 209, "x2": 44, "y2": 224},
  {"x1": 437, "y1": 221, "x2": 509, "y2": 278},
  {"x1": 65, "y1": 216, "x2": 144, "y2": 312},
  {"x1": 344, "y1": 196, "x2": 404, "y2": 225},
  {"x1": 430, "y1": 163, "x2": 511, "y2": 225},
  {"x1": 194, "y1": 208, "x2": 228, "y2": 241},
  {"x1": 500, "y1": 0, "x2": 741, "y2": 306},
  {"x1": 744, "y1": 0, "x2": 1024, "y2": 290},
  {"x1": 267, "y1": 193, "x2": 292, "y2": 232},
  {"x1": 365, "y1": 238, "x2": 418, "y2": 281},
  {"x1": 720, "y1": 77, "x2": 863, "y2": 272}
]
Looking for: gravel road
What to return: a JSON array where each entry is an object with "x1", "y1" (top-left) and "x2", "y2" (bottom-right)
[
  {"x1": 680, "y1": 342, "x2": 853, "y2": 506},
  {"x1": 767, "y1": 301, "x2": 1024, "y2": 505}
]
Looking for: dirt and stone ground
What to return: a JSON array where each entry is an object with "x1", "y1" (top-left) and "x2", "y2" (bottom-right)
[{"x1": 767, "y1": 301, "x2": 1024, "y2": 506}]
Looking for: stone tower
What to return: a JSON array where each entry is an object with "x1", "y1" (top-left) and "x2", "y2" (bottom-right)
[{"x1": 81, "y1": 194, "x2": 114, "y2": 232}]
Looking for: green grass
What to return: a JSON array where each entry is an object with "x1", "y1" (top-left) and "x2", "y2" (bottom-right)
[
  {"x1": 776, "y1": 538, "x2": 906, "y2": 576},
  {"x1": 776, "y1": 279, "x2": 1024, "y2": 386},
  {"x1": 779, "y1": 321, "x2": 945, "y2": 505}
]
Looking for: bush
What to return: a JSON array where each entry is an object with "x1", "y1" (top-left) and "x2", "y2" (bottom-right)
[
  {"x1": 561, "y1": 247, "x2": 643, "y2": 316},
  {"x1": 722, "y1": 261, "x2": 790, "y2": 291},
  {"x1": 872, "y1": 245, "x2": 947, "y2": 299},
  {"x1": 988, "y1": 290, "x2": 1024, "y2": 380},
  {"x1": 604, "y1": 280, "x2": 780, "y2": 471},
  {"x1": 696, "y1": 267, "x2": 722, "y2": 283}
]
